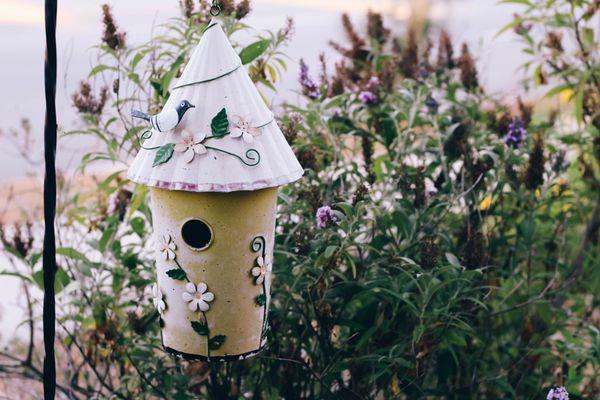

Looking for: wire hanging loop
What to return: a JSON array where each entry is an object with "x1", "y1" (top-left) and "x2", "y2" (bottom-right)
[{"x1": 210, "y1": 0, "x2": 221, "y2": 16}]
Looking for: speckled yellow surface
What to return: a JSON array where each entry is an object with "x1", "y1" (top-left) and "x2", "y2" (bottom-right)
[{"x1": 150, "y1": 187, "x2": 277, "y2": 359}]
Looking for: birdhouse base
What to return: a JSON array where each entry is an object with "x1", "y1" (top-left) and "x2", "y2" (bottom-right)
[
  {"x1": 149, "y1": 186, "x2": 278, "y2": 361},
  {"x1": 163, "y1": 343, "x2": 266, "y2": 363}
]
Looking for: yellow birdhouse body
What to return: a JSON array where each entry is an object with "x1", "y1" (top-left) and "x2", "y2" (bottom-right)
[{"x1": 151, "y1": 187, "x2": 277, "y2": 360}]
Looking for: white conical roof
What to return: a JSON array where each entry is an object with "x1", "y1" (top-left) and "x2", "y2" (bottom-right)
[{"x1": 128, "y1": 20, "x2": 303, "y2": 193}]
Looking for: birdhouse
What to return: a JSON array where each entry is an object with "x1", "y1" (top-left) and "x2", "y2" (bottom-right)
[{"x1": 127, "y1": 20, "x2": 303, "y2": 361}]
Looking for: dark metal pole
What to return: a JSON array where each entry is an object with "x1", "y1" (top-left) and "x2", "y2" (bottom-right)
[{"x1": 43, "y1": 0, "x2": 58, "y2": 398}]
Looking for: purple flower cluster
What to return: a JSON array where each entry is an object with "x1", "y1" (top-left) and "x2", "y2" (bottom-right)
[
  {"x1": 547, "y1": 387, "x2": 569, "y2": 400},
  {"x1": 359, "y1": 91, "x2": 379, "y2": 105},
  {"x1": 358, "y1": 76, "x2": 381, "y2": 106},
  {"x1": 299, "y1": 59, "x2": 320, "y2": 99},
  {"x1": 505, "y1": 118, "x2": 527, "y2": 148},
  {"x1": 316, "y1": 206, "x2": 337, "y2": 229}
]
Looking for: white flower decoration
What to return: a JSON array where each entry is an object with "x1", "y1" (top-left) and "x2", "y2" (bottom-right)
[
  {"x1": 158, "y1": 234, "x2": 177, "y2": 261},
  {"x1": 251, "y1": 254, "x2": 272, "y2": 285},
  {"x1": 182, "y1": 282, "x2": 215, "y2": 312},
  {"x1": 152, "y1": 283, "x2": 166, "y2": 315},
  {"x1": 230, "y1": 115, "x2": 261, "y2": 144},
  {"x1": 174, "y1": 130, "x2": 207, "y2": 163}
]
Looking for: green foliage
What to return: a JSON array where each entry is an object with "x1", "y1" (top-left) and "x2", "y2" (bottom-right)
[
  {"x1": 239, "y1": 39, "x2": 271, "y2": 65},
  {"x1": 503, "y1": 0, "x2": 600, "y2": 127},
  {"x1": 0, "y1": 1, "x2": 598, "y2": 399}
]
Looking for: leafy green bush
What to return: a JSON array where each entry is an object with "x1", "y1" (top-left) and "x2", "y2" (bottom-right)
[{"x1": 0, "y1": 1, "x2": 598, "y2": 398}]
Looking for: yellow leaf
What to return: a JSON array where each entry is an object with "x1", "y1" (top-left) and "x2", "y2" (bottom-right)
[
  {"x1": 480, "y1": 196, "x2": 493, "y2": 211},
  {"x1": 560, "y1": 89, "x2": 574, "y2": 103},
  {"x1": 98, "y1": 347, "x2": 111, "y2": 358},
  {"x1": 267, "y1": 64, "x2": 277, "y2": 83},
  {"x1": 391, "y1": 374, "x2": 401, "y2": 396},
  {"x1": 561, "y1": 204, "x2": 573, "y2": 212},
  {"x1": 535, "y1": 189, "x2": 542, "y2": 199}
]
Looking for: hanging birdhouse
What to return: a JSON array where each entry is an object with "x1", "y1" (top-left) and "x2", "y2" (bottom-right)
[{"x1": 128, "y1": 19, "x2": 303, "y2": 361}]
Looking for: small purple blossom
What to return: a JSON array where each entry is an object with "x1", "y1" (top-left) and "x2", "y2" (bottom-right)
[
  {"x1": 416, "y1": 64, "x2": 430, "y2": 80},
  {"x1": 505, "y1": 118, "x2": 527, "y2": 148},
  {"x1": 316, "y1": 206, "x2": 337, "y2": 229},
  {"x1": 290, "y1": 112, "x2": 304, "y2": 125},
  {"x1": 425, "y1": 95, "x2": 439, "y2": 114},
  {"x1": 365, "y1": 76, "x2": 380, "y2": 92},
  {"x1": 359, "y1": 91, "x2": 379, "y2": 105},
  {"x1": 547, "y1": 386, "x2": 569, "y2": 400},
  {"x1": 358, "y1": 76, "x2": 381, "y2": 106},
  {"x1": 299, "y1": 59, "x2": 320, "y2": 99}
]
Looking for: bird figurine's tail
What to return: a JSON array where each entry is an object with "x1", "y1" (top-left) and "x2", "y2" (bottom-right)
[{"x1": 132, "y1": 110, "x2": 151, "y2": 121}]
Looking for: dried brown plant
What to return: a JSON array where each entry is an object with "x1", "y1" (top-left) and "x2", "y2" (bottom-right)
[
  {"x1": 72, "y1": 81, "x2": 109, "y2": 116},
  {"x1": 458, "y1": 43, "x2": 478, "y2": 90},
  {"x1": 101, "y1": 4, "x2": 126, "y2": 50},
  {"x1": 398, "y1": 28, "x2": 419, "y2": 78},
  {"x1": 437, "y1": 30, "x2": 454, "y2": 70},
  {"x1": 235, "y1": 0, "x2": 252, "y2": 19},
  {"x1": 366, "y1": 10, "x2": 390, "y2": 46},
  {"x1": 524, "y1": 134, "x2": 546, "y2": 191}
]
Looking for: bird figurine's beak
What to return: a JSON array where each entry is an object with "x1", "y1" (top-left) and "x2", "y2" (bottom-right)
[{"x1": 190, "y1": 104, "x2": 196, "y2": 108}]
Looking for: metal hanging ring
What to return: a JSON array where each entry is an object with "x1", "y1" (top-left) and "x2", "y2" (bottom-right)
[{"x1": 210, "y1": 4, "x2": 221, "y2": 16}]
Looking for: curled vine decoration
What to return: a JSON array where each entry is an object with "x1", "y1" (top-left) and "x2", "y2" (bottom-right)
[
  {"x1": 251, "y1": 236, "x2": 266, "y2": 253},
  {"x1": 138, "y1": 129, "x2": 162, "y2": 151},
  {"x1": 203, "y1": 146, "x2": 261, "y2": 167},
  {"x1": 250, "y1": 235, "x2": 269, "y2": 346}
]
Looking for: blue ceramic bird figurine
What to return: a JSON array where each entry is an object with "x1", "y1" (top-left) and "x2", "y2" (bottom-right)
[{"x1": 132, "y1": 100, "x2": 195, "y2": 132}]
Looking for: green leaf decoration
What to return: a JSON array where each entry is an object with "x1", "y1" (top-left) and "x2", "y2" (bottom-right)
[
  {"x1": 153, "y1": 143, "x2": 175, "y2": 167},
  {"x1": 166, "y1": 268, "x2": 187, "y2": 281},
  {"x1": 211, "y1": 108, "x2": 229, "y2": 137},
  {"x1": 191, "y1": 321, "x2": 209, "y2": 336},
  {"x1": 255, "y1": 294, "x2": 266, "y2": 306},
  {"x1": 208, "y1": 335, "x2": 227, "y2": 350},
  {"x1": 239, "y1": 39, "x2": 271, "y2": 65}
]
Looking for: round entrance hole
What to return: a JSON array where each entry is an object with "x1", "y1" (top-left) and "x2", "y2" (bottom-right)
[{"x1": 181, "y1": 219, "x2": 213, "y2": 251}]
